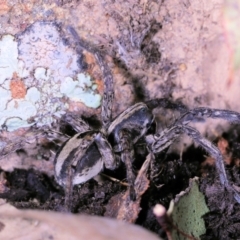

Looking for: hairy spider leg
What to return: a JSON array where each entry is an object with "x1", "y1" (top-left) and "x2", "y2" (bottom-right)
[
  {"x1": 145, "y1": 98, "x2": 188, "y2": 114},
  {"x1": 68, "y1": 26, "x2": 114, "y2": 130},
  {"x1": 64, "y1": 161, "x2": 74, "y2": 211},
  {"x1": 60, "y1": 114, "x2": 91, "y2": 133},
  {"x1": 183, "y1": 125, "x2": 240, "y2": 203},
  {"x1": 94, "y1": 52, "x2": 114, "y2": 129},
  {"x1": 176, "y1": 107, "x2": 240, "y2": 125},
  {"x1": 146, "y1": 124, "x2": 240, "y2": 203},
  {"x1": 118, "y1": 129, "x2": 136, "y2": 200},
  {"x1": 152, "y1": 107, "x2": 240, "y2": 184}
]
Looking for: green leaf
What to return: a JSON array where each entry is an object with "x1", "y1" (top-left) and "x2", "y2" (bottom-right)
[{"x1": 168, "y1": 177, "x2": 209, "y2": 240}]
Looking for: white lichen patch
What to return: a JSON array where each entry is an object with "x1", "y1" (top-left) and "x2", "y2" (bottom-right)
[
  {"x1": 0, "y1": 99, "x2": 37, "y2": 131},
  {"x1": 60, "y1": 73, "x2": 101, "y2": 108},
  {"x1": 18, "y1": 21, "x2": 80, "y2": 80},
  {"x1": 0, "y1": 21, "x2": 102, "y2": 131},
  {"x1": 0, "y1": 35, "x2": 18, "y2": 84}
]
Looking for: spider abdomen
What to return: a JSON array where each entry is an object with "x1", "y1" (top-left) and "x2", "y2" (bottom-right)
[
  {"x1": 54, "y1": 131, "x2": 103, "y2": 187},
  {"x1": 54, "y1": 130, "x2": 116, "y2": 187}
]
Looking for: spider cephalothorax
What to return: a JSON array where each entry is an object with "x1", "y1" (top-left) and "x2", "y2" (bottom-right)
[{"x1": 54, "y1": 27, "x2": 240, "y2": 206}]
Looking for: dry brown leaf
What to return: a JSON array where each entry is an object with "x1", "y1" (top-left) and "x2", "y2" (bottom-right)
[{"x1": 105, "y1": 153, "x2": 151, "y2": 223}]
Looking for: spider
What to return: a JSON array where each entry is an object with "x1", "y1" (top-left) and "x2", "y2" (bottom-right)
[{"x1": 54, "y1": 27, "x2": 240, "y2": 205}]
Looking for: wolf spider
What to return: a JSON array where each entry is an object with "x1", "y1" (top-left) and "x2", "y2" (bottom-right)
[{"x1": 54, "y1": 27, "x2": 240, "y2": 205}]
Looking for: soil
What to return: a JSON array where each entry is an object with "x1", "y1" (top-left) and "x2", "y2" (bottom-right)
[{"x1": 0, "y1": 0, "x2": 240, "y2": 239}]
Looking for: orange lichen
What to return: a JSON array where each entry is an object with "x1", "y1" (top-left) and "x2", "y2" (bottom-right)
[
  {"x1": 94, "y1": 79, "x2": 104, "y2": 92},
  {"x1": 10, "y1": 73, "x2": 27, "y2": 99}
]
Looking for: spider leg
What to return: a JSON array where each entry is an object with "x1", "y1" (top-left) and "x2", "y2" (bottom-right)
[
  {"x1": 145, "y1": 98, "x2": 188, "y2": 114},
  {"x1": 0, "y1": 131, "x2": 45, "y2": 159},
  {"x1": 146, "y1": 125, "x2": 182, "y2": 154},
  {"x1": 94, "y1": 52, "x2": 114, "y2": 130},
  {"x1": 119, "y1": 129, "x2": 136, "y2": 200},
  {"x1": 175, "y1": 107, "x2": 240, "y2": 125},
  {"x1": 61, "y1": 113, "x2": 90, "y2": 133},
  {"x1": 147, "y1": 125, "x2": 240, "y2": 203},
  {"x1": 67, "y1": 27, "x2": 114, "y2": 130},
  {"x1": 182, "y1": 125, "x2": 228, "y2": 186},
  {"x1": 95, "y1": 133, "x2": 117, "y2": 170},
  {"x1": 183, "y1": 125, "x2": 240, "y2": 203},
  {"x1": 64, "y1": 163, "x2": 74, "y2": 211}
]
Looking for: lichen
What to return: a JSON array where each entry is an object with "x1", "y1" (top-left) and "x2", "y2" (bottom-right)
[
  {"x1": 60, "y1": 73, "x2": 101, "y2": 108},
  {"x1": 0, "y1": 35, "x2": 18, "y2": 84},
  {"x1": 0, "y1": 21, "x2": 102, "y2": 131}
]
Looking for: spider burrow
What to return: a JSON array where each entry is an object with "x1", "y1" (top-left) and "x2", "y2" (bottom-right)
[{"x1": 54, "y1": 27, "x2": 240, "y2": 205}]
